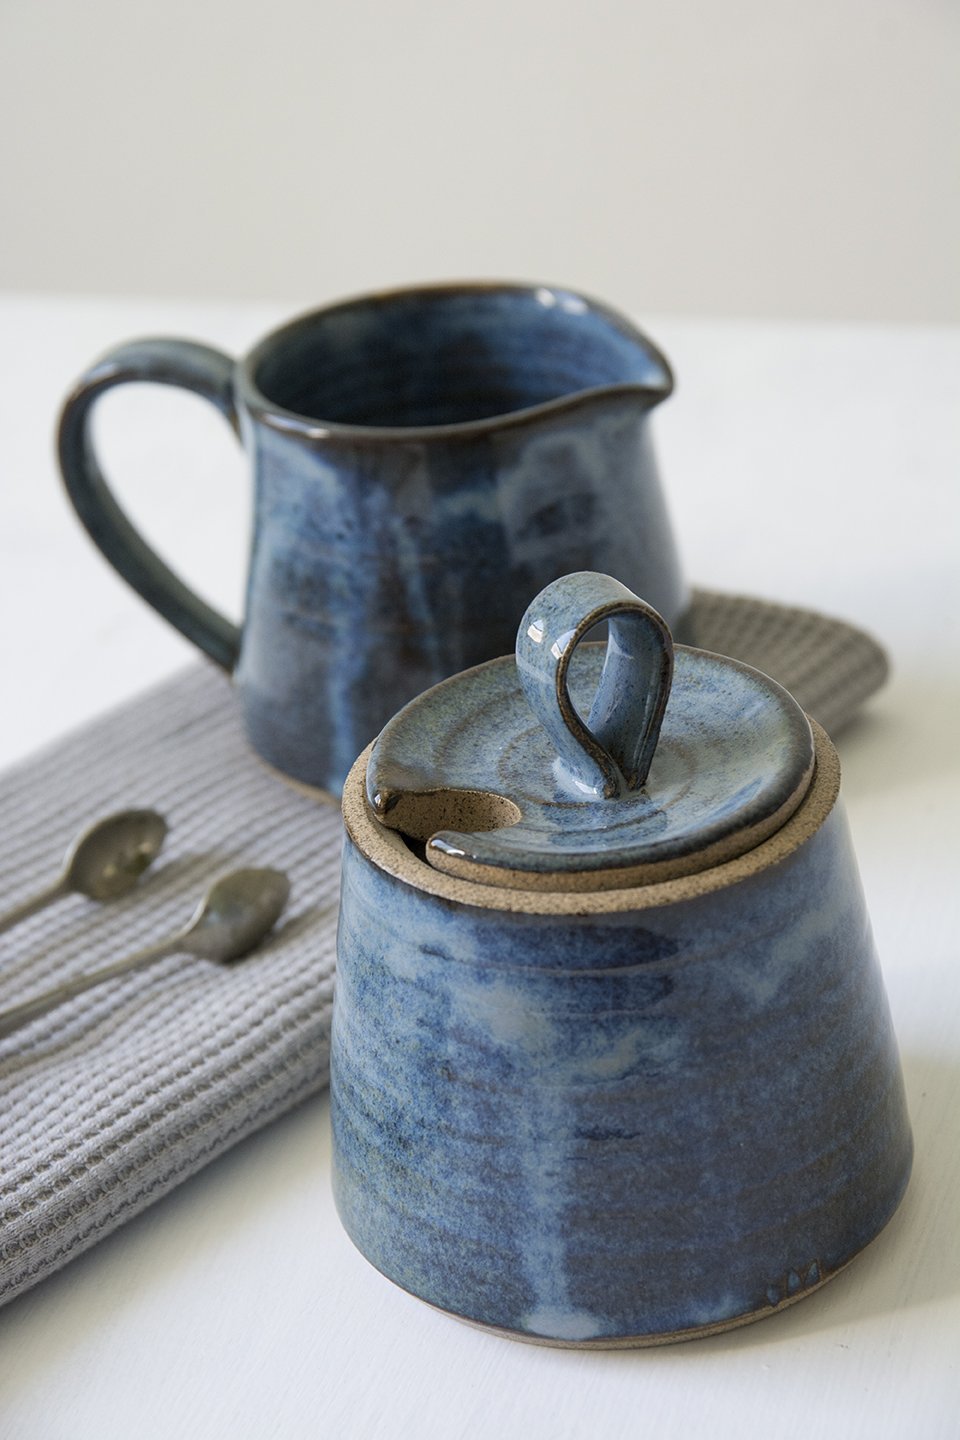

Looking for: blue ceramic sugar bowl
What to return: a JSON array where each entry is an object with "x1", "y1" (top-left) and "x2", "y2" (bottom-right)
[{"x1": 333, "y1": 572, "x2": 912, "y2": 1347}]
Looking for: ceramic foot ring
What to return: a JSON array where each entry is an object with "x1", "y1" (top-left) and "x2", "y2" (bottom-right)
[{"x1": 332, "y1": 572, "x2": 912, "y2": 1347}]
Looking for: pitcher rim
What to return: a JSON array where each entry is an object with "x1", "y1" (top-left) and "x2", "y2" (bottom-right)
[{"x1": 237, "y1": 280, "x2": 675, "y2": 442}]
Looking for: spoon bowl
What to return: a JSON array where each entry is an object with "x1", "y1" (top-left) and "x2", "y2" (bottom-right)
[
  {"x1": 0, "y1": 808, "x2": 169, "y2": 936},
  {"x1": 65, "y1": 810, "x2": 169, "y2": 901},
  {"x1": 181, "y1": 868, "x2": 291, "y2": 962}
]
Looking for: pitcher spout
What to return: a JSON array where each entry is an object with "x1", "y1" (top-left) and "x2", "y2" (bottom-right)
[{"x1": 521, "y1": 284, "x2": 674, "y2": 419}]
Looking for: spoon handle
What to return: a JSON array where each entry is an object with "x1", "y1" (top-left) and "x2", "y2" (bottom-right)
[
  {"x1": 0, "y1": 933, "x2": 181, "y2": 1040},
  {"x1": 0, "y1": 879, "x2": 68, "y2": 938}
]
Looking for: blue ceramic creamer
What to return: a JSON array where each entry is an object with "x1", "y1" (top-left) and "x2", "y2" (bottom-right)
[
  {"x1": 332, "y1": 573, "x2": 912, "y2": 1346},
  {"x1": 57, "y1": 285, "x2": 681, "y2": 795}
]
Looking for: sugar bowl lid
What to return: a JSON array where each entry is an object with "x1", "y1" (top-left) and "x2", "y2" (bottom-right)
[{"x1": 366, "y1": 572, "x2": 816, "y2": 891}]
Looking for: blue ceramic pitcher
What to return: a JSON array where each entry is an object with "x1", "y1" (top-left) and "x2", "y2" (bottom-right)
[{"x1": 58, "y1": 284, "x2": 682, "y2": 794}]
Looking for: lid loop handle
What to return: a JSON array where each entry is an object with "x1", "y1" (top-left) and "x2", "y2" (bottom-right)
[{"x1": 515, "y1": 572, "x2": 674, "y2": 799}]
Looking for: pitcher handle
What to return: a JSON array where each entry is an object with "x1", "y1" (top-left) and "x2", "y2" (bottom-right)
[{"x1": 57, "y1": 338, "x2": 243, "y2": 671}]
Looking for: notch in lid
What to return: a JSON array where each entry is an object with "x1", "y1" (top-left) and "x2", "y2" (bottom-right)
[{"x1": 367, "y1": 572, "x2": 815, "y2": 892}]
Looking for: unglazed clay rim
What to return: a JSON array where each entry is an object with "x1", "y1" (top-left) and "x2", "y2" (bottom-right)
[
  {"x1": 238, "y1": 280, "x2": 674, "y2": 442},
  {"x1": 422, "y1": 1255, "x2": 854, "y2": 1349},
  {"x1": 342, "y1": 718, "x2": 841, "y2": 915},
  {"x1": 340, "y1": 1228, "x2": 859, "y2": 1349}
]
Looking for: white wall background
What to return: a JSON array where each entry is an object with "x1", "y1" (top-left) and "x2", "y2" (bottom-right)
[{"x1": 1, "y1": 0, "x2": 957, "y2": 321}]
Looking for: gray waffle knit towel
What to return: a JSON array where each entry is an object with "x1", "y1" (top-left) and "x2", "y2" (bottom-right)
[
  {"x1": 688, "y1": 589, "x2": 889, "y2": 735},
  {"x1": 0, "y1": 665, "x2": 339, "y2": 1309},
  {"x1": 0, "y1": 590, "x2": 887, "y2": 1308}
]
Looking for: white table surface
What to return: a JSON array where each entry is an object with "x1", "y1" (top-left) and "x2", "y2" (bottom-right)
[{"x1": 0, "y1": 294, "x2": 957, "y2": 1438}]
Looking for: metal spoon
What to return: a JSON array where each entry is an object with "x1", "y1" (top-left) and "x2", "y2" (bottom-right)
[
  {"x1": 0, "y1": 810, "x2": 169, "y2": 937},
  {"x1": 0, "y1": 867, "x2": 290, "y2": 1040}
]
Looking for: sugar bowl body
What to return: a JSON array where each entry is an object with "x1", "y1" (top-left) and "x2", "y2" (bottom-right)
[{"x1": 332, "y1": 574, "x2": 912, "y2": 1345}]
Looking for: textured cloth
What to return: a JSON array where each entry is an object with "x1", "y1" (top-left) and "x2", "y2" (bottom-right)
[
  {"x1": 688, "y1": 588, "x2": 889, "y2": 735},
  {"x1": 0, "y1": 590, "x2": 887, "y2": 1308},
  {"x1": 0, "y1": 666, "x2": 339, "y2": 1308}
]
